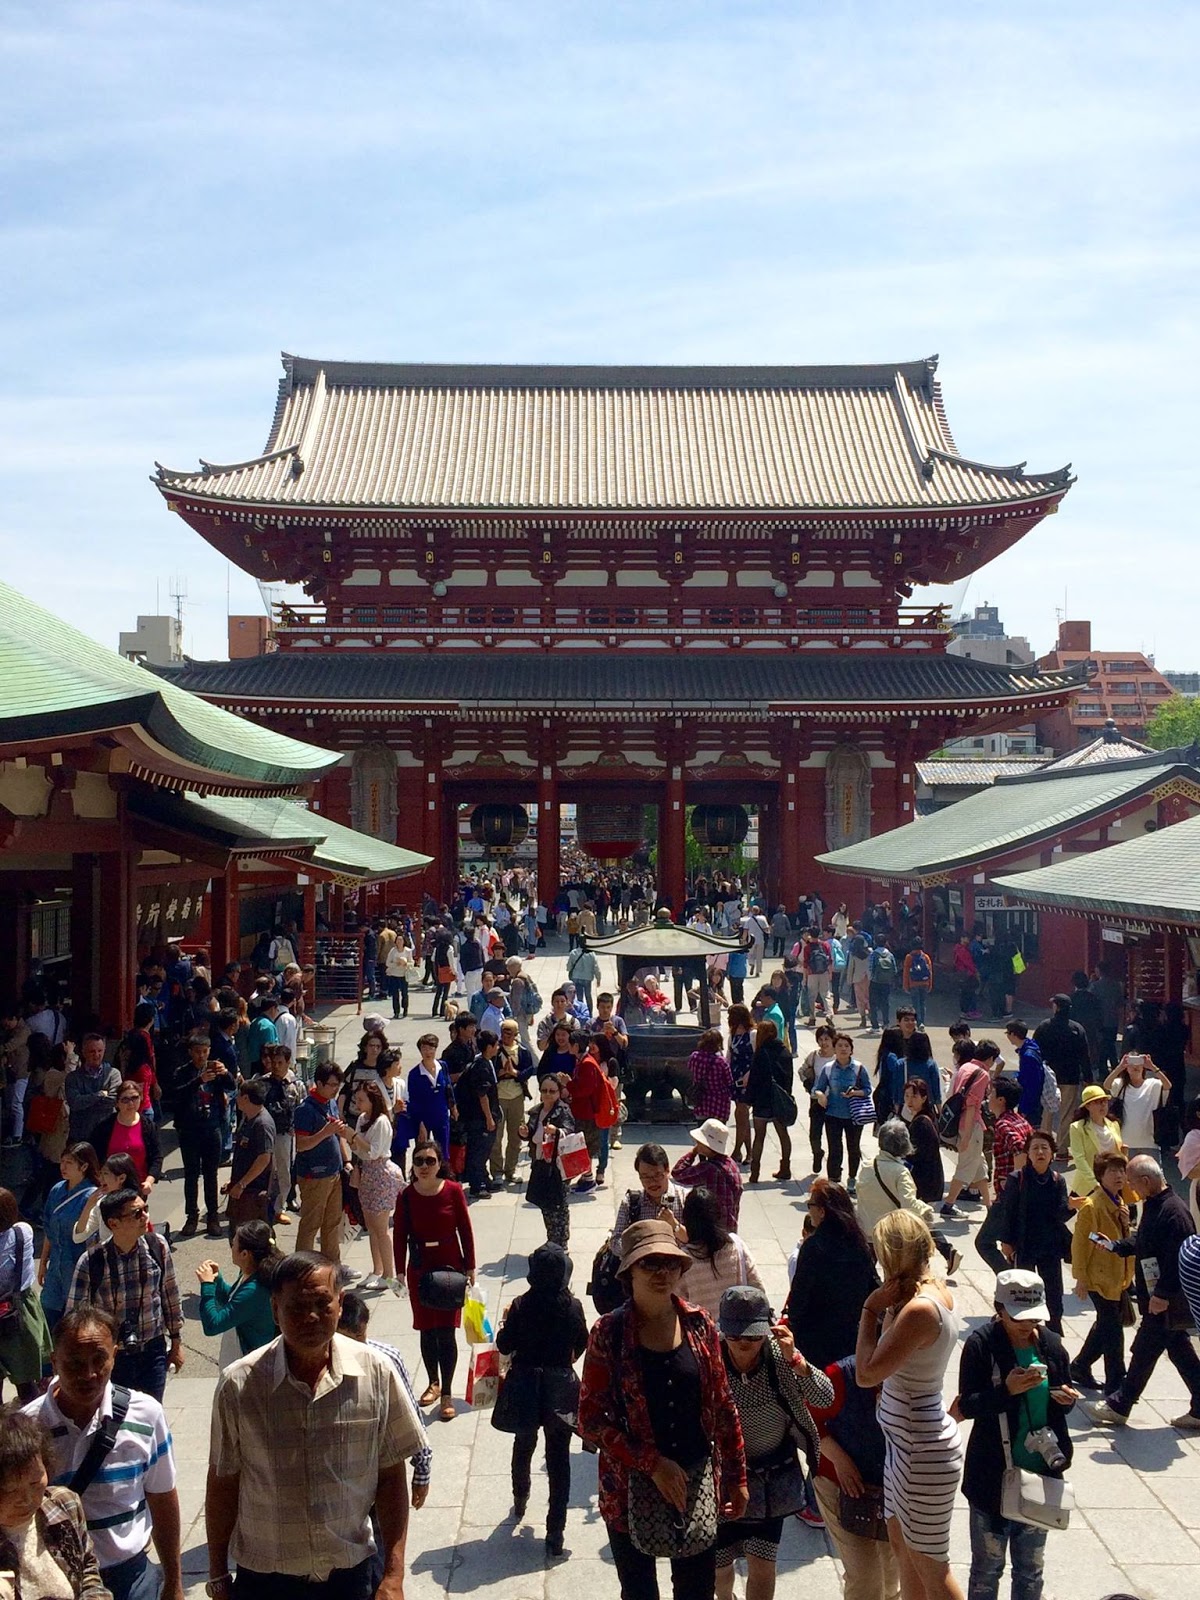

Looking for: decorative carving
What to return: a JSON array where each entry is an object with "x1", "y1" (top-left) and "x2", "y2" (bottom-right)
[
  {"x1": 825, "y1": 744, "x2": 873, "y2": 852},
  {"x1": 351, "y1": 744, "x2": 398, "y2": 842}
]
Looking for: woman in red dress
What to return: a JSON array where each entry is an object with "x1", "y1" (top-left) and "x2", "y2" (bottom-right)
[{"x1": 394, "y1": 1138, "x2": 476, "y2": 1421}]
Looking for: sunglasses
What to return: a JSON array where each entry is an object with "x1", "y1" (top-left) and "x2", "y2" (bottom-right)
[
  {"x1": 412, "y1": 1156, "x2": 439, "y2": 1168},
  {"x1": 118, "y1": 1095, "x2": 141, "y2": 1104},
  {"x1": 115, "y1": 1206, "x2": 148, "y2": 1222},
  {"x1": 636, "y1": 1255, "x2": 684, "y2": 1273}
]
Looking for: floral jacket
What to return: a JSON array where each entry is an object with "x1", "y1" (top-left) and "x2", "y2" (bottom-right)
[
  {"x1": 0, "y1": 1485, "x2": 109, "y2": 1598},
  {"x1": 578, "y1": 1296, "x2": 747, "y2": 1531}
]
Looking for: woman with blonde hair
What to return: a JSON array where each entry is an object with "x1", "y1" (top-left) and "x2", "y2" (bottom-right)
[{"x1": 856, "y1": 1211, "x2": 964, "y2": 1600}]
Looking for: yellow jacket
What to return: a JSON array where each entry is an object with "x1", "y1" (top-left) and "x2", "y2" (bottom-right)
[
  {"x1": 1067, "y1": 1115, "x2": 1124, "y2": 1197},
  {"x1": 1071, "y1": 1182, "x2": 1134, "y2": 1301}
]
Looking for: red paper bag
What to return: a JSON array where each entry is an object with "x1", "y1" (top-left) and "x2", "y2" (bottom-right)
[
  {"x1": 556, "y1": 1131, "x2": 591, "y2": 1182},
  {"x1": 466, "y1": 1342, "x2": 501, "y2": 1410}
]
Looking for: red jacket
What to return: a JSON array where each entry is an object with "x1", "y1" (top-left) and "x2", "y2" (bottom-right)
[
  {"x1": 569, "y1": 1050, "x2": 606, "y2": 1122},
  {"x1": 579, "y1": 1298, "x2": 747, "y2": 1531}
]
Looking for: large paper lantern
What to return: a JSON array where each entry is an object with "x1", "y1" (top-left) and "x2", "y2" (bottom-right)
[
  {"x1": 576, "y1": 802, "x2": 644, "y2": 862},
  {"x1": 469, "y1": 803, "x2": 530, "y2": 854},
  {"x1": 690, "y1": 804, "x2": 749, "y2": 856}
]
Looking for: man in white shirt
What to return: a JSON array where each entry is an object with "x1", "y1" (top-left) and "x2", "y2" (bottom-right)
[
  {"x1": 206, "y1": 1252, "x2": 426, "y2": 1600},
  {"x1": 273, "y1": 997, "x2": 299, "y2": 1063},
  {"x1": 26, "y1": 1307, "x2": 182, "y2": 1600}
]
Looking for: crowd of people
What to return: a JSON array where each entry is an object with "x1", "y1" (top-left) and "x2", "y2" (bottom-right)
[{"x1": 1, "y1": 875, "x2": 1199, "y2": 1600}]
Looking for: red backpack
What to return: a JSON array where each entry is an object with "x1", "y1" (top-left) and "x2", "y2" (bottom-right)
[{"x1": 595, "y1": 1071, "x2": 622, "y2": 1130}]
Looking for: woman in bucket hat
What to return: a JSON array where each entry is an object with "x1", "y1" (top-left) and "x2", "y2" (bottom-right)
[{"x1": 579, "y1": 1219, "x2": 748, "y2": 1599}]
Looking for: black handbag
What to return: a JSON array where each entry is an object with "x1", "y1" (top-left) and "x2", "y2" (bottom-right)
[
  {"x1": 491, "y1": 1365, "x2": 541, "y2": 1434},
  {"x1": 744, "y1": 1439, "x2": 807, "y2": 1521},
  {"x1": 629, "y1": 1460, "x2": 717, "y2": 1558},
  {"x1": 1154, "y1": 1101, "x2": 1181, "y2": 1149},
  {"x1": 401, "y1": 1189, "x2": 469, "y2": 1310},
  {"x1": 770, "y1": 1079, "x2": 799, "y2": 1127},
  {"x1": 838, "y1": 1484, "x2": 889, "y2": 1541}
]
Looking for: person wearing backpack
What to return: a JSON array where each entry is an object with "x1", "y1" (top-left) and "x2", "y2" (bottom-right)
[
  {"x1": 64, "y1": 1189, "x2": 183, "y2": 1402},
  {"x1": 24, "y1": 1305, "x2": 184, "y2": 1600},
  {"x1": 845, "y1": 930, "x2": 872, "y2": 1030},
  {"x1": 940, "y1": 1039, "x2": 996, "y2": 1220},
  {"x1": 801, "y1": 932, "x2": 834, "y2": 1027},
  {"x1": 866, "y1": 940, "x2": 899, "y2": 1035},
  {"x1": 902, "y1": 944, "x2": 934, "y2": 1027}
]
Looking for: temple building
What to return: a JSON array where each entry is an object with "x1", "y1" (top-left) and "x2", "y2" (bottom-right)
[{"x1": 154, "y1": 355, "x2": 1080, "y2": 908}]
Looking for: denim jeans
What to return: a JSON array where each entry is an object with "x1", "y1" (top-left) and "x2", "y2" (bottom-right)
[
  {"x1": 910, "y1": 987, "x2": 927, "y2": 1025},
  {"x1": 385, "y1": 974, "x2": 409, "y2": 1016},
  {"x1": 102, "y1": 1552, "x2": 158, "y2": 1600},
  {"x1": 967, "y1": 1506, "x2": 1047, "y2": 1600},
  {"x1": 113, "y1": 1336, "x2": 168, "y2": 1404},
  {"x1": 868, "y1": 982, "x2": 892, "y2": 1029},
  {"x1": 464, "y1": 1122, "x2": 494, "y2": 1192}
]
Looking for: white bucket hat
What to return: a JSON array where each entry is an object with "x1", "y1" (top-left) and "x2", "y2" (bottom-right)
[{"x1": 690, "y1": 1117, "x2": 733, "y2": 1157}]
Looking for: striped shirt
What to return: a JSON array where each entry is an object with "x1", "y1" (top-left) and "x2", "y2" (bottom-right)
[
  {"x1": 210, "y1": 1332, "x2": 426, "y2": 1580},
  {"x1": 24, "y1": 1382, "x2": 175, "y2": 1570}
]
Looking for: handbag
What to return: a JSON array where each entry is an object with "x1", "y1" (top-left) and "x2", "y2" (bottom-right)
[
  {"x1": 1154, "y1": 1101, "x2": 1181, "y2": 1149},
  {"x1": 24, "y1": 1093, "x2": 64, "y2": 1136},
  {"x1": 491, "y1": 1364, "x2": 541, "y2": 1434},
  {"x1": 1119, "y1": 1288, "x2": 1138, "y2": 1328},
  {"x1": 628, "y1": 1459, "x2": 717, "y2": 1558},
  {"x1": 0, "y1": 1229, "x2": 24, "y2": 1329},
  {"x1": 744, "y1": 1439, "x2": 808, "y2": 1521},
  {"x1": 848, "y1": 1091, "x2": 876, "y2": 1128},
  {"x1": 769, "y1": 1079, "x2": 799, "y2": 1127},
  {"x1": 996, "y1": 1366, "x2": 1074, "y2": 1531},
  {"x1": 401, "y1": 1189, "x2": 469, "y2": 1310},
  {"x1": 838, "y1": 1484, "x2": 889, "y2": 1541}
]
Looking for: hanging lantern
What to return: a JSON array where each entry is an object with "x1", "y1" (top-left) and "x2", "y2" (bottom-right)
[
  {"x1": 469, "y1": 803, "x2": 530, "y2": 855},
  {"x1": 576, "y1": 802, "x2": 644, "y2": 863},
  {"x1": 690, "y1": 804, "x2": 749, "y2": 856}
]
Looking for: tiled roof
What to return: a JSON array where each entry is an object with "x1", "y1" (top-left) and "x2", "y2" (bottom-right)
[
  {"x1": 817, "y1": 749, "x2": 1200, "y2": 882},
  {"x1": 128, "y1": 790, "x2": 430, "y2": 883},
  {"x1": 1043, "y1": 731, "x2": 1152, "y2": 768},
  {"x1": 158, "y1": 652, "x2": 1085, "y2": 713},
  {"x1": 915, "y1": 758, "x2": 1050, "y2": 787},
  {"x1": 154, "y1": 354, "x2": 1072, "y2": 514},
  {"x1": 994, "y1": 812, "x2": 1200, "y2": 926},
  {"x1": 0, "y1": 580, "x2": 338, "y2": 792}
]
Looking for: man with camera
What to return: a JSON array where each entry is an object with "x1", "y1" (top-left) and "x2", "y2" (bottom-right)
[
  {"x1": 174, "y1": 1029, "x2": 237, "y2": 1239},
  {"x1": 65, "y1": 1188, "x2": 184, "y2": 1401},
  {"x1": 956, "y1": 1270, "x2": 1078, "y2": 1600},
  {"x1": 25, "y1": 1306, "x2": 183, "y2": 1600}
]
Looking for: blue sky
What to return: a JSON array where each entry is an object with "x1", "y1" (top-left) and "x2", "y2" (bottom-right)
[{"x1": 2, "y1": 0, "x2": 1196, "y2": 664}]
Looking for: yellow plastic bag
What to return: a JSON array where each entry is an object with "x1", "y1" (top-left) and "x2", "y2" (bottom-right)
[{"x1": 463, "y1": 1284, "x2": 491, "y2": 1345}]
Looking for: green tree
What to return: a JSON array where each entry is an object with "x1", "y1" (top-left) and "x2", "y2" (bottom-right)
[{"x1": 1145, "y1": 696, "x2": 1200, "y2": 750}]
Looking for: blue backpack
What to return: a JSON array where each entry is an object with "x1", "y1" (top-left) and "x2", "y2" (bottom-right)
[{"x1": 907, "y1": 951, "x2": 931, "y2": 983}]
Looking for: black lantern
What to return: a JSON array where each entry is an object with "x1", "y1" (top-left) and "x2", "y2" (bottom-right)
[
  {"x1": 690, "y1": 804, "x2": 749, "y2": 856},
  {"x1": 469, "y1": 803, "x2": 530, "y2": 855}
]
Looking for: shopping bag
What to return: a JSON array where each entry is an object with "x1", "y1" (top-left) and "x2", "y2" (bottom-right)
[
  {"x1": 463, "y1": 1283, "x2": 493, "y2": 1345},
  {"x1": 556, "y1": 1131, "x2": 591, "y2": 1182},
  {"x1": 466, "y1": 1342, "x2": 502, "y2": 1409}
]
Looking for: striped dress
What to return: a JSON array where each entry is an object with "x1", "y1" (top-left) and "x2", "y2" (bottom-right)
[
  {"x1": 878, "y1": 1291, "x2": 963, "y2": 1561},
  {"x1": 1181, "y1": 1235, "x2": 1200, "y2": 1333}
]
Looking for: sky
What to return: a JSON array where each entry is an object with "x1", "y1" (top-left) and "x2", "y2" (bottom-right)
[{"x1": 2, "y1": 0, "x2": 1197, "y2": 665}]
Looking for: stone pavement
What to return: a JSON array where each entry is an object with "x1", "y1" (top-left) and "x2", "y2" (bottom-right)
[{"x1": 140, "y1": 943, "x2": 1200, "y2": 1599}]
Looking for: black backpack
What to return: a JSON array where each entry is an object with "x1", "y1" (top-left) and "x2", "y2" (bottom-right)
[
  {"x1": 588, "y1": 1190, "x2": 639, "y2": 1314},
  {"x1": 807, "y1": 943, "x2": 830, "y2": 974}
]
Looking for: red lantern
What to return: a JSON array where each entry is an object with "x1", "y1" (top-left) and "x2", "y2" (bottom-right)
[{"x1": 576, "y1": 802, "x2": 644, "y2": 863}]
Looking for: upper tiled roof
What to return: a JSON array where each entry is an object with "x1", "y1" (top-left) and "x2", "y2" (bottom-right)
[
  {"x1": 915, "y1": 757, "x2": 1050, "y2": 787},
  {"x1": 158, "y1": 651, "x2": 1084, "y2": 713},
  {"x1": 1043, "y1": 727, "x2": 1152, "y2": 768},
  {"x1": 994, "y1": 811, "x2": 1200, "y2": 926},
  {"x1": 154, "y1": 354, "x2": 1072, "y2": 515},
  {"x1": 817, "y1": 748, "x2": 1200, "y2": 882},
  {"x1": 0, "y1": 580, "x2": 338, "y2": 793}
]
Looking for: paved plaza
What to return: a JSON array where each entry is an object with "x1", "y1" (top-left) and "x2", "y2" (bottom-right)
[{"x1": 137, "y1": 943, "x2": 1200, "y2": 1600}]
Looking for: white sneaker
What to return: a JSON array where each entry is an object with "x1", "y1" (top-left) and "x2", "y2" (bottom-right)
[
  {"x1": 1086, "y1": 1399, "x2": 1128, "y2": 1427},
  {"x1": 361, "y1": 1274, "x2": 385, "y2": 1291}
]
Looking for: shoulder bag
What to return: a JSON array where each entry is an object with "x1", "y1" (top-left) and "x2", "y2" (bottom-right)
[
  {"x1": 401, "y1": 1189, "x2": 468, "y2": 1311},
  {"x1": 68, "y1": 1386, "x2": 132, "y2": 1496},
  {"x1": 838, "y1": 1484, "x2": 889, "y2": 1541},
  {"x1": 995, "y1": 1360, "x2": 1074, "y2": 1531},
  {"x1": 0, "y1": 1228, "x2": 25, "y2": 1328}
]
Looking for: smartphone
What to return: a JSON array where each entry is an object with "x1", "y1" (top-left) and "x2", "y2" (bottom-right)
[
  {"x1": 1027, "y1": 1361, "x2": 1047, "y2": 1379},
  {"x1": 1126, "y1": 1053, "x2": 1145, "y2": 1066},
  {"x1": 1088, "y1": 1231, "x2": 1116, "y2": 1252}
]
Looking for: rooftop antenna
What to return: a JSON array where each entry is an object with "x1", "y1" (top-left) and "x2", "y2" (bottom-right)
[{"x1": 169, "y1": 575, "x2": 187, "y2": 632}]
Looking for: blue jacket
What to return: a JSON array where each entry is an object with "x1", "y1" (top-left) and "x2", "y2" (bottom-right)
[
  {"x1": 1016, "y1": 1039, "x2": 1046, "y2": 1123},
  {"x1": 815, "y1": 1059, "x2": 872, "y2": 1121}
]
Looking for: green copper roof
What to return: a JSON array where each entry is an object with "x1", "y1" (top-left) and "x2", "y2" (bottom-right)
[
  {"x1": 130, "y1": 790, "x2": 431, "y2": 883},
  {"x1": 817, "y1": 749, "x2": 1199, "y2": 883},
  {"x1": 994, "y1": 813, "x2": 1200, "y2": 926},
  {"x1": 0, "y1": 579, "x2": 337, "y2": 791}
]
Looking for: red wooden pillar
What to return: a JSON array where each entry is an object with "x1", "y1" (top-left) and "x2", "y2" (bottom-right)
[
  {"x1": 70, "y1": 854, "x2": 97, "y2": 1024},
  {"x1": 537, "y1": 772, "x2": 560, "y2": 906},
  {"x1": 97, "y1": 832, "x2": 135, "y2": 1035},
  {"x1": 302, "y1": 880, "x2": 317, "y2": 959},
  {"x1": 757, "y1": 793, "x2": 780, "y2": 908},
  {"x1": 658, "y1": 767, "x2": 687, "y2": 916},
  {"x1": 210, "y1": 861, "x2": 239, "y2": 973},
  {"x1": 778, "y1": 734, "x2": 803, "y2": 909}
]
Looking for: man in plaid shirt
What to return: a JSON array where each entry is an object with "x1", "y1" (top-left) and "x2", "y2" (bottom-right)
[
  {"x1": 989, "y1": 1075, "x2": 1033, "y2": 1195},
  {"x1": 66, "y1": 1189, "x2": 183, "y2": 1401}
]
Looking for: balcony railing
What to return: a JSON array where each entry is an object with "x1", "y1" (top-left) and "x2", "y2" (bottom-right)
[{"x1": 273, "y1": 600, "x2": 950, "y2": 649}]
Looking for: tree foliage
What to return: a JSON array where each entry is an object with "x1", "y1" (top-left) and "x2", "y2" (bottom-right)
[{"x1": 1144, "y1": 696, "x2": 1200, "y2": 750}]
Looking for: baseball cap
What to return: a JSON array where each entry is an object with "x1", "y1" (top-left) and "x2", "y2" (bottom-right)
[
  {"x1": 995, "y1": 1269, "x2": 1049, "y2": 1323},
  {"x1": 718, "y1": 1285, "x2": 773, "y2": 1340}
]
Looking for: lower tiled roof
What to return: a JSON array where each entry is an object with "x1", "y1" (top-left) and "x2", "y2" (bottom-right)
[
  {"x1": 158, "y1": 652, "x2": 1082, "y2": 711},
  {"x1": 994, "y1": 812, "x2": 1200, "y2": 925}
]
